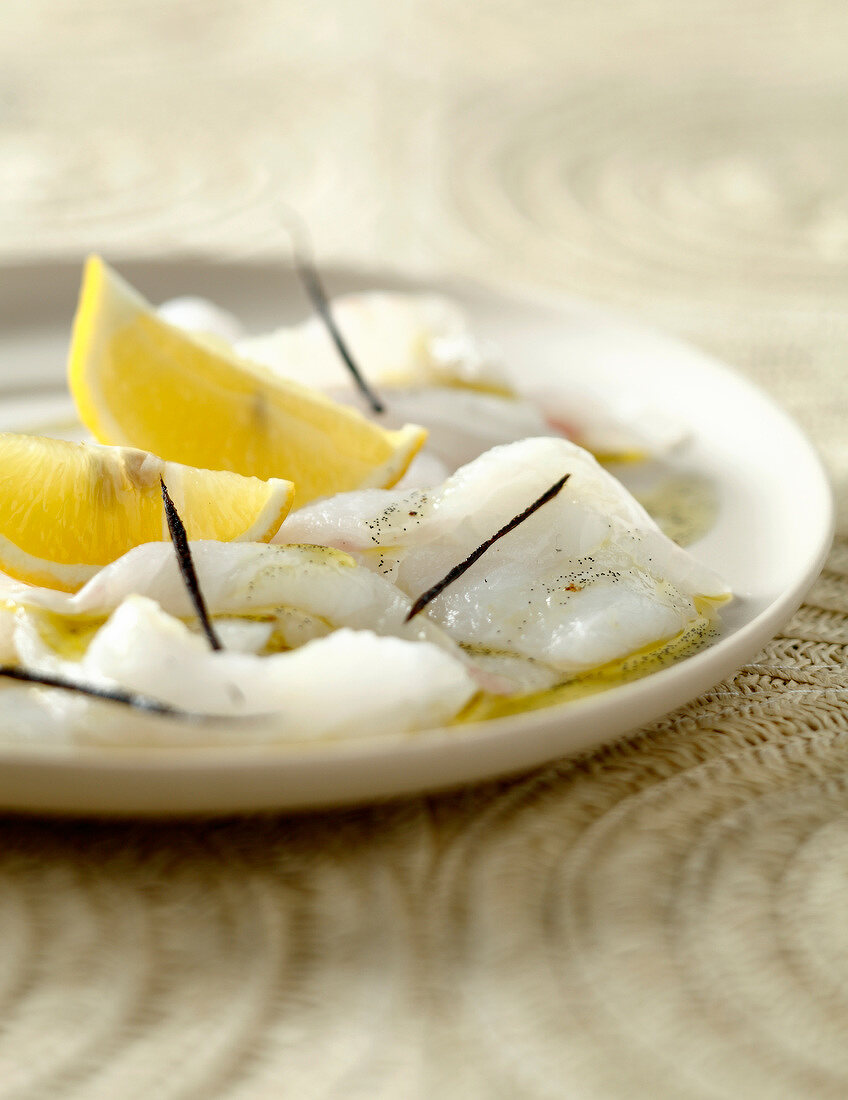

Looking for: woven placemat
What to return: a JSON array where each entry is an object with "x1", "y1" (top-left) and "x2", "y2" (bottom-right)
[{"x1": 1, "y1": 1, "x2": 847, "y2": 1096}]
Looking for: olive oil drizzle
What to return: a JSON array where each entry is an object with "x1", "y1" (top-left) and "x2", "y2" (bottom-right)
[
  {"x1": 636, "y1": 474, "x2": 718, "y2": 547},
  {"x1": 457, "y1": 613, "x2": 720, "y2": 723}
]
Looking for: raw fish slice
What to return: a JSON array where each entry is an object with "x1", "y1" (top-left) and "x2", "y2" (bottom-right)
[
  {"x1": 277, "y1": 437, "x2": 729, "y2": 674},
  {"x1": 12, "y1": 596, "x2": 477, "y2": 734},
  {"x1": 165, "y1": 289, "x2": 685, "y2": 464},
  {"x1": 537, "y1": 387, "x2": 687, "y2": 460},
  {"x1": 237, "y1": 291, "x2": 684, "y2": 460},
  {"x1": 158, "y1": 298, "x2": 244, "y2": 343},
  {"x1": 5, "y1": 540, "x2": 497, "y2": 681},
  {"x1": 334, "y1": 384, "x2": 678, "y2": 480},
  {"x1": 237, "y1": 292, "x2": 509, "y2": 393},
  {"x1": 352, "y1": 387, "x2": 555, "y2": 474},
  {"x1": 9, "y1": 541, "x2": 419, "y2": 634},
  {"x1": 395, "y1": 450, "x2": 451, "y2": 490}
]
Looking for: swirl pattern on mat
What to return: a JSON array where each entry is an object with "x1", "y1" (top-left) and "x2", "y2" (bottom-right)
[
  {"x1": 0, "y1": 529, "x2": 842, "y2": 1100},
  {"x1": 441, "y1": 82, "x2": 848, "y2": 309}
]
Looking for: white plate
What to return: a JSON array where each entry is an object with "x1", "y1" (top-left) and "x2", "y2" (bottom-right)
[{"x1": 0, "y1": 260, "x2": 834, "y2": 816}]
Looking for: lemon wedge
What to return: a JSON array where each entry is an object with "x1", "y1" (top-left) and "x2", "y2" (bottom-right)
[
  {"x1": 0, "y1": 434, "x2": 293, "y2": 592},
  {"x1": 68, "y1": 256, "x2": 427, "y2": 505}
]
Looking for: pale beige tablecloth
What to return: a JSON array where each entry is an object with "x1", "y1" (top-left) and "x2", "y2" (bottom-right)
[{"x1": 1, "y1": 2, "x2": 847, "y2": 1096}]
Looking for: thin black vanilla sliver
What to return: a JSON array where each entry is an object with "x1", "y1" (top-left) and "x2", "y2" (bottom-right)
[
  {"x1": 294, "y1": 256, "x2": 386, "y2": 415},
  {"x1": 160, "y1": 477, "x2": 223, "y2": 651},
  {"x1": 405, "y1": 473, "x2": 571, "y2": 622},
  {"x1": 0, "y1": 665, "x2": 179, "y2": 715}
]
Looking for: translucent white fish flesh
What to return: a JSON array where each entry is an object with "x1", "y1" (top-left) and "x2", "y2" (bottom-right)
[{"x1": 277, "y1": 437, "x2": 729, "y2": 689}]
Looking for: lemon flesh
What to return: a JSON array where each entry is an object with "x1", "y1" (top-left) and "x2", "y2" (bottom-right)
[
  {"x1": 68, "y1": 256, "x2": 427, "y2": 506},
  {"x1": 0, "y1": 434, "x2": 294, "y2": 592}
]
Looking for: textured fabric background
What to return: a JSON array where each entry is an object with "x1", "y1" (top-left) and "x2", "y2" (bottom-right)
[{"x1": 1, "y1": 2, "x2": 847, "y2": 1096}]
